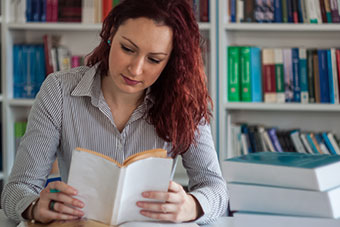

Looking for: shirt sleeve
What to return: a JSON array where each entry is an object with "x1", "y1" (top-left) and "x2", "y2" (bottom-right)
[
  {"x1": 182, "y1": 123, "x2": 229, "y2": 225},
  {"x1": 1, "y1": 74, "x2": 63, "y2": 222}
]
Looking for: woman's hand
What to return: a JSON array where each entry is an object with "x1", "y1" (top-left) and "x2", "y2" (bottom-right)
[
  {"x1": 32, "y1": 181, "x2": 84, "y2": 223},
  {"x1": 137, "y1": 181, "x2": 203, "y2": 223}
]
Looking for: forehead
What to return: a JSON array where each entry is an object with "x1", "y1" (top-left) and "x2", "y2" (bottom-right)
[{"x1": 115, "y1": 17, "x2": 173, "y2": 53}]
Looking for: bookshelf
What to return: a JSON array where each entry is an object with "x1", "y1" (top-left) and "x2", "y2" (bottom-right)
[
  {"x1": 218, "y1": 0, "x2": 340, "y2": 161},
  {"x1": 0, "y1": 0, "x2": 217, "y2": 187}
]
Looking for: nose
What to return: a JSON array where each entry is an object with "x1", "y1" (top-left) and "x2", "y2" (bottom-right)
[{"x1": 128, "y1": 56, "x2": 144, "y2": 77}]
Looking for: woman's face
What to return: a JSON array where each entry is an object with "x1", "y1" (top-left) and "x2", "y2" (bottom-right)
[{"x1": 107, "y1": 17, "x2": 173, "y2": 97}]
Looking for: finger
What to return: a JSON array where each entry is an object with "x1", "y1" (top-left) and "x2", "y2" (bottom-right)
[
  {"x1": 39, "y1": 209, "x2": 81, "y2": 221},
  {"x1": 142, "y1": 191, "x2": 182, "y2": 203},
  {"x1": 47, "y1": 181, "x2": 78, "y2": 196},
  {"x1": 137, "y1": 201, "x2": 178, "y2": 213},
  {"x1": 140, "y1": 210, "x2": 179, "y2": 222},
  {"x1": 168, "y1": 181, "x2": 184, "y2": 193},
  {"x1": 52, "y1": 201, "x2": 84, "y2": 217},
  {"x1": 49, "y1": 192, "x2": 84, "y2": 208}
]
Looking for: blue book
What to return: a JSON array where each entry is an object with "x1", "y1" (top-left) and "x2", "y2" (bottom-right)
[
  {"x1": 299, "y1": 48, "x2": 308, "y2": 103},
  {"x1": 13, "y1": 45, "x2": 21, "y2": 98},
  {"x1": 306, "y1": 133, "x2": 319, "y2": 154},
  {"x1": 230, "y1": 0, "x2": 236, "y2": 22},
  {"x1": 250, "y1": 47, "x2": 262, "y2": 102},
  {"x1": 321, "y1": 132, "x2": 337, "y2": 155},
  {"x1": 222, "y1": 151, "x2": 340, "y2": 191},
  {"x1": 318, "y1": 49, "x2": 330, "y2": 103},
  {"x1": 286, "y1": 0, "x2": 293, "y2": 22},
  {"x1": 26, "y1": 0, "x2": 33, "y2": 22},
  {"x1": 241, "y1": 124, "x2": 253, "y2": 153},
  {"x1": 327, "y1": 49, "x2": 335, "y2": 104},
  {"x1": 292, "y1": 48, "x2": 300, "y2": 102},
  {"x1": 40, "y1": 0, "x2": 46, "y2": 22},
  {"x1": 32, "y1": 0, "x2": 40, "y2": 21},
  {"x1": 297, "y1": 0, "x2": 303, "y2": 23},
  {"x1": 274, "y1": 0, "x2": 283, "y2": 22}
]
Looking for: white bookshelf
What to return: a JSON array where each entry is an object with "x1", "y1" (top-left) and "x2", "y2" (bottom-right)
[
  {"x1": 218, "y1": 0, "x2": 340, "y2": 161},
  {"x1": 0, "y1": 0, "x2": 217, "y2": 186}
]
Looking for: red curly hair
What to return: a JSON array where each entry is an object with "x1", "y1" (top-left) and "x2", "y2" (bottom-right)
[{"x1": 87, "y1": 0, "x2": 212, "y2": 156}]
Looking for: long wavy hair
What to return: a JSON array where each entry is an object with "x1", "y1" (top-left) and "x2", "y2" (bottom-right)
[{"x1": 87, "y1": 0, "x2": 212, "y2": 156}]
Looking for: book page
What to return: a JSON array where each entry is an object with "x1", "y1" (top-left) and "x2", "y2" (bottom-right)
[
  {"x1": 114, "y1": 158, "x2": 173, "y2": 225},
  {"x1": 67, "y1": 149, "x2": 120, "y2": 224}
]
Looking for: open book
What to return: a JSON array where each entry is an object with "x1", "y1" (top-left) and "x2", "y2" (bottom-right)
[{"x1": 67, "y1": 147, "x2": 174, "y2": 226}]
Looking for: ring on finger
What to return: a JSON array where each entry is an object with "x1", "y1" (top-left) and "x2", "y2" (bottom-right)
[{"x1": 49, "y1": 200, "x2": 56, "y2": 211}]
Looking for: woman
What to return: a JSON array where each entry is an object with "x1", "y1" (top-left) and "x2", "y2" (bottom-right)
[{"x1": 1, "y1": 0, "x2": 228, "y2": 224}]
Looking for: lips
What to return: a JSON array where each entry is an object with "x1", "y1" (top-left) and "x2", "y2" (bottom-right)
[{"x1": 121, "y1": 74, "x2": 140, "y2": 86}]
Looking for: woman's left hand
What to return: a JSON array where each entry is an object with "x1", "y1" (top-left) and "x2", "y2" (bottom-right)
[{"x1": 137, "y1": 181, "x2": 202, "y2": 222}]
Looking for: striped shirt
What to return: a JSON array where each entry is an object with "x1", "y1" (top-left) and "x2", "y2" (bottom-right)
[{"x1": 1, "y1": 66, "x2": 228, "y2": 224}]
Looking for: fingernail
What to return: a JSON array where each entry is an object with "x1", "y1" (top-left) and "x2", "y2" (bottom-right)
[
  {"x1": 136, "y1": 202, "x2": 142, "y2": 207},
  {"x1": 142, "y1": 192, "x2": 149, "y2": 197},
  {"x1": 78, "y1": 202, "x2": 84, "y2": 208}
]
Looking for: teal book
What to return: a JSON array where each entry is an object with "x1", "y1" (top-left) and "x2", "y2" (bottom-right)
[
  {"x1": 222, "y1": 151, "x2": 340, "y2": 191},
  {"x1": 250, "y1": 47, "x2": 262, "y2": 102}
]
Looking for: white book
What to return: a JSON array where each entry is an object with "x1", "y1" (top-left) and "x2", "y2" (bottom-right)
[
  {"x1": 68, "y1": 148, "x2": 174, "y2": 226},
  {"x1": 314, "y1": 0, "x2": 323, "y2": 24},
  {"x1": 300, "y1": 133, "x2": 314, "y2": 154},
  {"x1": 328, "y1": 132, "x2": 340, "y2": 154},
  {"x1": 307, "y1": 0, "x2": 318, "y2": 23},
  {"x1": 229, "y1": 182, "x2": 340, "y2": 218},
  {"x1": 222, "y1": 152, "x2": 340, "y2": 191},
  {"x1": 262, "y1": 130, "x2": 275, "y2": 152},
  {"x1": 233, "y1": 212, "x2": 340, "y2": 227},
  {"x1": 330, "y1": 48, "x2": 339, "y2": 104},
  {"x1": 237, "y1": 0, "x2": 244, "y2": 23},
  {"x1": 290, "y1": 131, "x2": 307, "y2": 153},
  {"x1": 17, "y1": 0, "x2": 27, "y2": 23},
  {"x1": 301, "y1": 0, "x2": 310, "y2": 23}
]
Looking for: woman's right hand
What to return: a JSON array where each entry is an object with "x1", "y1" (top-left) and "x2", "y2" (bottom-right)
[{"x1": 33, "y1": 181, "x2": 84, "y2": 223}]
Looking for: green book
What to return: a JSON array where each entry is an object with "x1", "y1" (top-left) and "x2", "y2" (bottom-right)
[
  {"x1": 227, "y1": 46, "x2": 241, "y2": 102},
  {"x1": 274, "y1": 48, "x2": 285, "y2": 103},
  {"x1": 240, "y1": 47, "x2": 251, "y2": 102}
]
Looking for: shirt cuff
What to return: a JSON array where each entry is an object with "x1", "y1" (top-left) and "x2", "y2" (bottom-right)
[
  {"x1": 188, "y1": 191, "x2": 211, "y2": 224},
  {"x1": 16, "y1": 194, "x2": 40, "y2": 222}
]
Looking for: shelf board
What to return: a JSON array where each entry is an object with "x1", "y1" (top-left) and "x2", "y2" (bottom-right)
[
  {"x1": 8, "y1": 99, "x2": 35, "y2": 107},
  {"x1": 8, "y1": 22, "x2": 102, "y2": 31},
  {"x1": 224, "y1": 23, "x2": 340, "y2": 32},
  {"x1": 225, "y1": 102, "x2": 340, "y2": 112},
  {"x1": 7, "y1": 22, "x2": 211, "y2": 31}
]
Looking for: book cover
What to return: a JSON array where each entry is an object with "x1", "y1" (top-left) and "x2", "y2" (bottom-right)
[
  {"x1": 240, "y1": 47, "x2": 252, "y2": 101},
  {"x1": 313, "y1": 50, "x2": 321, "y2": 103},
  {"x1": 274, "y1": 0, "x2": 283, "y2": 22},
  {"x1": 281, "y1": 0, "x2": 288, "y2": 22},
  {"x1": 228, "y1": 46, "x2": 241, "y2": 102},
  {"x1": 301, "y1": 0, "x2": 310, "y2": 23},
  {"x1": 291, "y1": 0, "x2": 299, "y2": 23},
  {"x1": 306, "y1": 133, "x2": 320, "y2": 154},
  {"x1": 299, "y1": 48, "x2": 308, "y2": 103},
  {"x1": 233, "y1": 212, "x2": 340, "y2": 227},
  {"x1": 199, "y1": 0, "x2": 209, "y2": 22},
  {"x1": 319, "y1": 0, "x2": 328, "y2": 22},
  {"x1": 237, "y1": 0, "x2": 245, "y2": 22},
  {"x1": 308, "y1": 0, "x2": 319, "y2": 23},
  {"x1": 229, "y1": 182, "x2": 340, "y2": 218},
  {"x1": 255, "y1": 0, "x2": 275, "y2": 22},
  {"x1": 315, "y1": 0, "x2": 323, "y2": 23},
  {"x1": 327, "y1": 132, "x2": 340, "y2": 154},
  {"x1": 297, "y1": 0, "x2": 304, "y2": 22},
  {"x1": 330, "y1": 0, "x2": 340, "y2": 22},
  {"x1": 300, "y1": 133, "x2": 314, "y2": 154},
  {"x1": 268, "y1": 128, "x2": 284, "y2": 152},
  {"x1": 222, "y1": 151, "x2": 340, "y2": 191},
  {"x1": 250, "y1": 47, "x2": 262, "y2": 102},
  {"x1": 230, "y1": 0, "x2": 237, "y2": 22},
  {"x1": 321, "y1": 132, "x2": 337, "y2": 154},
  {"x1": 244, "y1": 0, "x2": 255, "y2": 22},
  {"x1": 330, "y1": 48, "x2": 339, "y2": 103},
  {"x1": 67, "y1": 148, "x2": 174, "y2": 226},
  {"x1": 274, "y1": 48, "x2": 285, "y2": 103},
  {"x1": 324, "y1": 0, "x2": 333, "y2": 22},
  {"x1": 262, "y1": 48, "x2": 277, "y2": 102},
  {"x1": 290, "y1": 130, "x2": 307, "y2": 153}
]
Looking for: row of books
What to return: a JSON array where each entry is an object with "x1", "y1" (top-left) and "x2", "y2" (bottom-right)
[
  {"x1": 230, "y1": 123, "x2": 340, "y2": 156},
  {"x1": 228, "y1": 0, "x2": 340, "y2": 24},
  {"x1": 222, "y1": 152, "x2": 340, "y2": 225},
  {"x1": 190, "y1": 0, "x2": 210, "y2": 22},
  {"x1": 10, "y1": 0, "x2": 121, "y2": 23},
  {"x1": 13, "y1": 36, "x2": 85, "y2": 98},
  {"x1": 228, "y1": 46, "x2": 340, "y2": 104}
]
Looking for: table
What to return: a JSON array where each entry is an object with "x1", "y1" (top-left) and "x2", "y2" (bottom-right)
[{"x1": 0, "y1": 209, "x2": 234, "y2": 227}]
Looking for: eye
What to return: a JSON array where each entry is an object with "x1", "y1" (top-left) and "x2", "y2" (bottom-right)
[
  {"x1": 148, "y1": 57, "x2": 161, "y2": 64},
  {"x1": 121, "y1": 44, "x2": 134, "y2": 53}
]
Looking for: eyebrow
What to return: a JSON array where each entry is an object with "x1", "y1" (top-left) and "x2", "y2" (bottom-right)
[{"x1": 121, "y1": 36, "x2": 169, "y2": 56}]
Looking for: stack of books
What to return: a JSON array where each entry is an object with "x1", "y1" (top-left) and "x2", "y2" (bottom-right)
[{"x1": 222, "y1": 152, "x2": 340, "y2": 227}]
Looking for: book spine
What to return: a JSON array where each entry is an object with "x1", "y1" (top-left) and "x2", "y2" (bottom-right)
[
  {"x1": 327, "y1": 132, "x2": 340, "y2": 154},
  {"x1": 268, "y1": 128, "x2": 284, "y2": 152},
  {"x1": 237, "y1": 0, "x2": 245, "y2": 23},
  {"x1": 330, "y1": 48, "x2": 339, "y2": 103},
  {"x1": 282, "y1": 0, "x2": 288, "y2": 22},
  {"x1": 230, "y1": 0, "x2": 237, "y2": 22},
  {"x1": 301, "y1": 0, "x2": 310, "y2": 23},
  {"x1": 330, "y1": 0, "x2": 340, "y2": 22},
  {"x1": 251, "y1": 47, "x2": 262, "y2": 102},
  {"x1": 199, "y1": 0, "x2": 209, "y2": 22},
  {"x1": 102, "y1": 0, "x2": 113, "y2": 21},
  {"x1": 292, "y1": 48, "x2": 301, "y2": 102},
  {"x1": 300, "y1": 133, "x2": 314, "y2": 154},
  {"x1": 292, "y1": 0, "x2": 299, "y2": 23},
  {"x1": 327, "y1": 49, "x2": 335, "y2": 103},
  {"x1": 307, "y1": 49, "x2": 316, "y2": 103},
  {"x1": 313, "y1": 50, "x2": 321, "y2": 103},
  {"x1": 274, "y1": 48, "x2": 285, "y2": 103},
  {"x1": 308, "y1": 0, "x2": 318, "y2": 23},
  {"x1": 306, "y1": 133, "x2": 320, "y2": 154},
  {"x1": 244, "y1": 0, "x2": 255, "y2": 22},
  {"x1": 290, "y1": 130, "x2": 307, "y2": 153},
  {"x1": 297, "y1": 0, "x2": 304, "y2": 22},
  {"x1": 299, "y1": 48, "x2": 308, "y2": 103},
  {"x1": 315, "y1": 0, "x2": 323, "y2": 23},
  {"x1": 283, "y1": 48, "x2": 294, "y2": 102},
  {"x1": 319, "y1": 0, "x2": 328, "y2": 22},
  {"x1": 315, "y1": 133, "x2": 330, "y2": 154},
  {"x1": 321, "y1": 132, "x2": 337, "y2": 154},
  {"x1": 274, "y1": 0, "x2": 283, "y2": 22},
  {"x1": 310, "y1": 133, "x2": 323, "y2": 153},
  {"x1": 318, "y1": 49, "x2": 330, "y2": 103},
  {"x1": 324, "y1": 0, "x2": 333, "y2": 22},
  {"x1": 336, "y1": 49, "x2": 340, "y2": 101},
  {"x1": 228, "y1": 46, "x2": 241, "y2": 102},
  {"x1": 286, "y1": 0, "x2": 293, "y2": 22},
  {"x1": 262, "y1": 48, "x2": 277, "y2": 103},
  {"x1": 240, "y1": 47, "x2": 252, "y2": 101}
]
